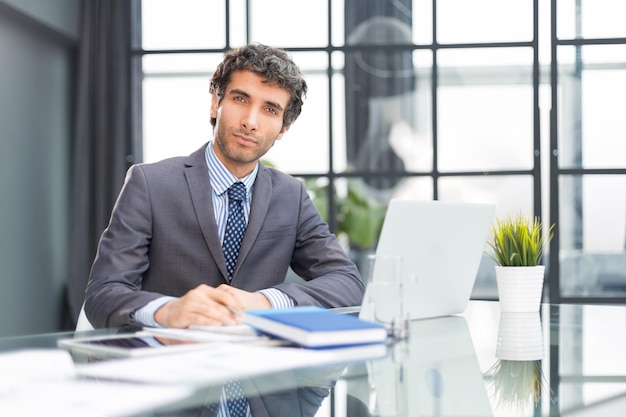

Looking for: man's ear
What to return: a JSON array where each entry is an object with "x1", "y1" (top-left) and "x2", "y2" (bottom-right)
[
  {"x1": 276, "y1": 126, "x2": 289, "y2": 141},
  {"x1": 210, "y1": 94, "x2": 218, "y2": 119}
]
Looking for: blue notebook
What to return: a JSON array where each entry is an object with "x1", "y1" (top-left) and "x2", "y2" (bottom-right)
[{"x1": 243, "y1": 306, "x2": 387, "y2": 348}]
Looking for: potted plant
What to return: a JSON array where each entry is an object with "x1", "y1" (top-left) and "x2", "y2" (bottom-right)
[{"x1": 486, "y1": 213, "x2": 554, "y2": 312}]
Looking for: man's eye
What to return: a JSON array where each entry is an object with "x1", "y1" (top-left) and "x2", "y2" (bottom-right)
[
  {"x1": 266, "y1": 107, "x2": 278, "y2": 115},
  {"x1": 234, "y1": 96, "x2": 246, "y2": 102}
]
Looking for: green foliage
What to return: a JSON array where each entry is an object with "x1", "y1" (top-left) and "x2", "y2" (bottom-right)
[
  {"x1": 487, "y1": 213, "x2": 555, "y2": 267},
  {"x1": 338, "y1": 182, "x2": 387, "y2": 250},
  {"x1": 488, "y1": 359, "x2": 545, "y2": 411},
  {"x1": 266, "y1": 158, "x2": 387, "y2": 250},
  {"x1": 305, "y1": 178, "x2": 387, "y2": 250}
]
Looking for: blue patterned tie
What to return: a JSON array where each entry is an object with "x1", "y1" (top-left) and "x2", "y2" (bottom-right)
[
  {"x1": 222, "y1": 182, "x2": 247, "y2": 280},
  {"x1": 224, "y1": 379, "x2": 249, "y2": 416},
  {"x1": 209, "y1": 379, "x2": 249, "y2": 417},
  {"x1": 219, "y1": 183, "x2": 250, "y2": 416}
]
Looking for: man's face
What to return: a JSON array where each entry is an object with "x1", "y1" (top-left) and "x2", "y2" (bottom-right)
[{"x1": 211, "y1": 70, "x2": 290, "y2": 178}]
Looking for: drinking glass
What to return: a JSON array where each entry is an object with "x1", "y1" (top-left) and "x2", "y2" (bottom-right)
[{"x1": 362, "y1": 253, "x2": 408, "y2": 340}]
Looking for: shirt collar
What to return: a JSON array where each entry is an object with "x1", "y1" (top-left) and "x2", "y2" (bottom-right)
[{"x1": 205, "y1": 141, "x2": 258, "y2": 198}]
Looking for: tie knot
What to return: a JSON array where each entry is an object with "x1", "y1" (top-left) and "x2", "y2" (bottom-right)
[{"x1": 228, "y1": 182, "x2": 246, "y2": 203}]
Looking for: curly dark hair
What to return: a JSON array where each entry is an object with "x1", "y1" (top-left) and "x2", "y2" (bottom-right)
[{"x1": 210, "y1": 43, "x2": 308, "y2": 129}]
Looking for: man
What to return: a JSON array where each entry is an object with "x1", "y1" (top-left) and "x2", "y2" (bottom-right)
[{"x1": 84, "y1": 43, "x2": 364, "y2": 329}]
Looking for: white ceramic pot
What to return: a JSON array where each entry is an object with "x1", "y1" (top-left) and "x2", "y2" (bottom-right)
[
  {"x1": 496, "y1": 312, "x2": 544, "y2": 361},
  {"x1": 495, "y1": 265, "x2": 545, "y2": 313}
]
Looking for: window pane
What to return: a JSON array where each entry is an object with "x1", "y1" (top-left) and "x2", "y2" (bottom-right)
[
  {"x1": 412, "y1": 50, "x2": 433, "y2": 172},
  {"x1": 334, "y1": 48, "x2": 434, "y2": 176},
  {"x1": 560, "y1": 175, "x2": 626, "y2": 252},
  {"x1": 558, "y1": 0, "x2": 626, "y2": 39},
  {"x1": 438, "y1": 48, "x2": 535, "y2": 171},
  {"x1": 343, "y1": 49, "x2": 433, "y2": 175},
  {"x1": 390, "y1": 177, "x2": 434, "y2": 201},
  {"x1": 439, "y1": 175, "x2": 534, "y2": 216},
  {"x1": 141, "y1": 0, "x2": 225, "y2": 50},
  {"x1": 437, "y1": 0, "x2": 533, "y2": 44},
  {"x1": 438, "y1": 46, "x2": 533, "y2": 67},
  {"x1": 332, "y1": 69, "x2": 348, "y2": 172},
  {"x1": 249, "y1": 0, "x2": 328, "y2": 47},
  {"x1": 558, "y1": 45, "x2": 626, "y2": 169},
  {"x1": 343, "y1": 45, "x2": 422, "y2": 189},
  {"x1": 344, "y1": 0, "x2": 414, "y2": 48},
  {"x1": 331, "y1": 0, "x2": 345, "y2": 46},
  {"x1": 143, "y1": 53, "x2": 222, "y2": 74},
  {"x1": 228, "y1": 0, "x2": 248, "y2": 47},
  {"x1": 562, "y1": 250, "x2": 626, "y2": 295},
  {"x1": 142, "y1": 76, "x2": 212, "y2": 163},
  {"x1": 413, "y1": 0, "x2": 433, "y2": 44},
  {"x1": 560, "y1": 177, "x2": 626, "y2": 297}
]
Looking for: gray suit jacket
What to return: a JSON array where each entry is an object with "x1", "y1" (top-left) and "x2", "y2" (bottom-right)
[{"x1": 85, "y1": 143, "x2": 364, "y2": 328}]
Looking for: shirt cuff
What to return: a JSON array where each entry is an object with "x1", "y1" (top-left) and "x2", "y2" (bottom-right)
[
  {"x1": 133, "y1": 296, "x2": 178, "y2": 328},
  {"x1": 258, "y1": 288, "x2": 294, "y2": 309}
]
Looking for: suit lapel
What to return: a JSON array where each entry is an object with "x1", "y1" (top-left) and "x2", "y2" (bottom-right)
[{"x1": 184, "y1": 145, "x2": 229, "y2": 280}]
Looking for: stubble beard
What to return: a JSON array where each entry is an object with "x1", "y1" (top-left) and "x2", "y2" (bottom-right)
[{"x1": 215, "y1": 126, "x2": 274, "y2": 165}]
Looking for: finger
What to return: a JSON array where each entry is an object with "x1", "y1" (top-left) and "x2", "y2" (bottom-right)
[
  {"x1": 188, "y1": 294, "x2": 241, "y2": 326},
  {"x1": 159, "y1": 296, "x2": 232, "y2": 328},
  {"x1": 212, "y1": 285, "x2": 245, "y2": 314},
  {"x1": 174, "y1": 285, "x2": 242, "y2": 326}
]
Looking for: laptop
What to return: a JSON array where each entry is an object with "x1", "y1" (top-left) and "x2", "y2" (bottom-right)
[{"x1": 359, "y1": 199, "x2": 495, "y2": 321}]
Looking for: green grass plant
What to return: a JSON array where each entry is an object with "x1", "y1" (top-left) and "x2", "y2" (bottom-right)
[
  {"x1": 487, "y1": 213, "x2": 554, "y2": 267},
  {"x1": 487, "y1": 359, "x2": 546, "y2": 411}
]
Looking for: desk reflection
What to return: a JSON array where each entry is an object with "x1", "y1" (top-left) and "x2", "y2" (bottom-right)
[
  {"x1": 156, "y1": 364, "x2": 348, "y2": 417},
  {"x1": 349, "y1": 315, "x2": 493, "y2": 417},
  {"x1": 486, "y1": 312, "x2": 550, "y2": 415}
]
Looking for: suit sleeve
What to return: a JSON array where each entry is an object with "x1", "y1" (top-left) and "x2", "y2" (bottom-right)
[
  {"x1": 84, "y1": 164, "x2": 165, "y2": 328},
  {"x1": 274, "y1": 181, "x2": 365, "y2": 308}
]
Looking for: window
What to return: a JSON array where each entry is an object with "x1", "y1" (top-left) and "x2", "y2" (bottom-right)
[{"x1": 132, "y1": 0, "x2": 626, "y2": 304}]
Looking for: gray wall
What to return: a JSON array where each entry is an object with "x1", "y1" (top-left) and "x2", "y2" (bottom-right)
[{"x1": 0, "y1": 0, "x2": 80, "y2": 336}]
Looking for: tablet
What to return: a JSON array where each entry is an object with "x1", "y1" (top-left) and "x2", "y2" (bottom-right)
[{"x1": 57, "y1": 331, "x2": 218, "y2": 358}]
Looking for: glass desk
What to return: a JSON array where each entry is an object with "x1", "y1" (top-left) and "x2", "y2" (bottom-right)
[{"x1": 0, "y1": 300, "x2": 625, "y2": 416}]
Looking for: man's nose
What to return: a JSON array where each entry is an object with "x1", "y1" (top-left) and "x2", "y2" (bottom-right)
[{"x1": 241, "y1": 109, "x2": 259, "y2": 131}]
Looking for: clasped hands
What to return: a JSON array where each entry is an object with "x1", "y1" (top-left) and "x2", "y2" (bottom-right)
[{"x1": 154, "y1": 284, "x2": 271, "y2": 328}]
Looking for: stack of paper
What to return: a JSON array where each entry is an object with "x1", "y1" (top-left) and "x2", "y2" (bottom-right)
[{"x1": 0, "y1": 349, "x2": 192, "y2": 416}]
